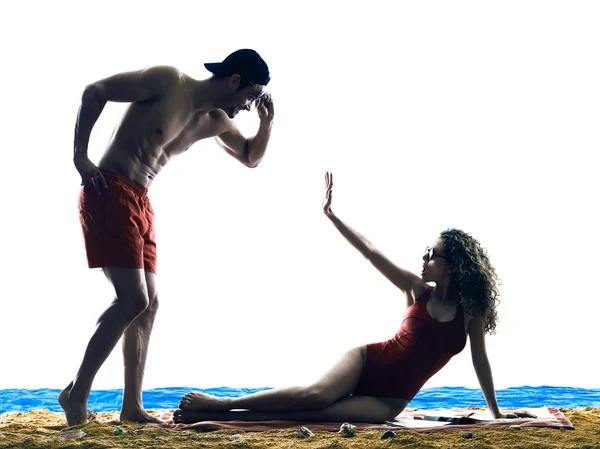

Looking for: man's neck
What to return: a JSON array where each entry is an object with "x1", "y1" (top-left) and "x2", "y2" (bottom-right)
[{"x1": 185, "y1": 77, "x2": 229, "y2": 113}]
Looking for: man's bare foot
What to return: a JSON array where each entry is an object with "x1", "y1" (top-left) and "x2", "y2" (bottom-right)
[
  {"x1": 58, "y1": 383, "x2": 88, "y2": 427},
  {"x1": 120, "y1": 408, "x2": 164, "y2": 424},
  {"x1": 179, "y1": 391, "x2": 231, "y2": 411}
]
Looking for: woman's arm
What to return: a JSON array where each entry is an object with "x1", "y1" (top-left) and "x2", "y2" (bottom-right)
[
  {"x1": 468, "y1": 316, "x2": 518, "y2": 419},
  {"x1": 322, "y1": 172, "x2": 426, "y2": 302}
]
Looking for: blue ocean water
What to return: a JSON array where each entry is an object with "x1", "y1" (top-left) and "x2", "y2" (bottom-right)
[{"x1": 1, "y1": 386, "x2": 598, "y2": 414}]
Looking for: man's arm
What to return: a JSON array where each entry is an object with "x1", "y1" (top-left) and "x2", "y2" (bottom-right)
[
  {"x1": 73, "y1": 66, "x2": 179, "y2": 193},
  {"x1": 215, "y1": 93, "x2": 274, "y2": 168},
  {"x1": 74, "y1": 65, "x2": 178, "y2": 158}
]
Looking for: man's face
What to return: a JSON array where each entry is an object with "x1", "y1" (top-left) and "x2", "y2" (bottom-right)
[{"x1": 224, "y1": 82, "x2": 266, "y2": 118}]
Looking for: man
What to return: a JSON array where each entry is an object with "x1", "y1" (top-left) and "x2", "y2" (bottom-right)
[{"x1": 59, "y1": 49, "x2": 274, "y2": 426}]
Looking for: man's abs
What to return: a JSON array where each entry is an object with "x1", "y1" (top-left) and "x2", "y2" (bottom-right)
[{"x1": 97, "y1": 91, "x2": 228, "y2": 188}]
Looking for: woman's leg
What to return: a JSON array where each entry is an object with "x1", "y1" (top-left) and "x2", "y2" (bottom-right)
[
  {"x1": 179, "y1": 346, "x2": 366, "y2": 412},
  {"x1": 174, "y1": 395, "x2": 408, "y2": 424}
]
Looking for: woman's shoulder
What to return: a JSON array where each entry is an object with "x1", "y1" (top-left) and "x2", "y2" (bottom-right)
[{"x1": 412, "y1": 283, "x2": 433, "y2": 303}]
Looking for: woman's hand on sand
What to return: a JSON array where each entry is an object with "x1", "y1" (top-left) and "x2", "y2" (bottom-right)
[
  {"x1": 496, "y1": 411, "x2": 537, "y2": 419},
  {"x1": 323, "y1": 171, "x2": 334, "y2": 216}
]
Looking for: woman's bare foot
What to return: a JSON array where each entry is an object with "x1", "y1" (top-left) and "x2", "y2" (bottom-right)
[
  {"x1": 58, "y1": 383, "x2": 88, "y2": 427},
  {"x1": 173, "y1": 409, "x2": 204, "y2": 424},
  {"x1": 120, "y1": 408, "x2": 164, "y2": 424},
  {"x1": 179, "y1": 392, "x2": 231, "y2": 411}
]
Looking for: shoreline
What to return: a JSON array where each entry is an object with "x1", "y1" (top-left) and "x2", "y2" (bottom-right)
[{"x1": 2, "y1": 385, "x2": 599, "y2": 414}]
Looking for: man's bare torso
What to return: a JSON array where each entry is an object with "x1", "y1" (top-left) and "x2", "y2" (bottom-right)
[{"x1": 99, "y1": 71, "x2": 231, "y2": 188}]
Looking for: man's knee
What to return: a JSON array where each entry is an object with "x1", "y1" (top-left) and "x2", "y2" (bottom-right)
[
  {"x1": 146, "y1": 295, "x2": 159, "y2": 315},
  {"x1": 103, "y1": 267, "x2": 151, "y2": 320},
  {"x1": 118, "y1": 292, "x2": 149, "y2": 321}
]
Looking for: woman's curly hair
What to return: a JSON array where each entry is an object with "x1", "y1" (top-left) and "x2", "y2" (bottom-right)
[{"x1": 440, "y1": 229, "x2": 501, "y2": 335}]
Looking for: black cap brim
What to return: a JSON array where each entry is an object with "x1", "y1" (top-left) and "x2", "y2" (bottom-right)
[{"x1": 204, "y1": 62, "x2": 226, "y2": 75}]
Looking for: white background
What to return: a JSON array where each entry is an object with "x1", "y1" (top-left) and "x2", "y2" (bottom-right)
[{"x1": 0, "y1": 1, "x2": 598, "y2": 393}]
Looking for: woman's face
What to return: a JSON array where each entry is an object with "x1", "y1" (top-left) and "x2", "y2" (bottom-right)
[{"x1": 421, "y1": 239, "x2": 451, "y2": 282}]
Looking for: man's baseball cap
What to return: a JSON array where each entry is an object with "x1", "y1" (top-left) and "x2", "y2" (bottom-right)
[{"x1": 204, "y1": 49, "x2": 270, "y2": 86}]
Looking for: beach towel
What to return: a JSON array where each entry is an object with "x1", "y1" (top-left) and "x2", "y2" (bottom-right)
[{"x1": 161, "y1": 406, "x2": 573, "y2": 432}]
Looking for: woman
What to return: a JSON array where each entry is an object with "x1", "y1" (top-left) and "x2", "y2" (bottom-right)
[{"x1": 175, "y1": 172, "x2": 520, "y2": 424}]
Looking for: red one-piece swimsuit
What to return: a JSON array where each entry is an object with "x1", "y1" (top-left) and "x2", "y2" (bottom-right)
[{"x1": 353, "y1": 287, "x2": 467, "y2": 400}]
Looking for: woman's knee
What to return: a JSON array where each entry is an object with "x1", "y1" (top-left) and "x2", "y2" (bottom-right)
[
  {"x1": 380, "y1": 399, "x2": 407, "y2": 421},
  {"x1": 360, "y1": 400, "x2": 401, "y2": 423},
  {"x1": 382, "y1": 407, "x2": 400, "y2": 421},
  {"x1": 302, "y1": 385, "x2": 336, "y2": 409}
]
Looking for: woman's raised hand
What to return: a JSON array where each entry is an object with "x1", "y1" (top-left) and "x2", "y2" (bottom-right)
[{"x1": 323, "y1": 171, "x2": 334, "y2": 216}]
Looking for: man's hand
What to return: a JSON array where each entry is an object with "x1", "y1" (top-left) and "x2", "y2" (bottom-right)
[
  {"x1": 323, "y1": 171, "x2": 334, "y2": 216},
  {"x1": 255, "y1": 93, "x2": 274, "y2": 122},
  {"x1": 74, "y1": 154, "x2": 108, "y2": 195}
]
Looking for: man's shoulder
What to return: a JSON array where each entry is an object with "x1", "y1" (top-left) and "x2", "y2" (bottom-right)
[
  {"x1": 144, "y1": 65, "x2": 182, "y2": 77},
  {"x1": 149, "y1": 66, "x2": 190, "y2": 99},
  {"x1": 137, "y1": 65, "x2": 184, "y2": 89},
  {"x1": 208, "y1": 108, "x2": 234, "y2": 129},
  {"x1": 209, "y1": 108, "x2": 228, "y2": 119},
  {"x1": 94, "y1": 65, "x2": 183, "y2": 89}
]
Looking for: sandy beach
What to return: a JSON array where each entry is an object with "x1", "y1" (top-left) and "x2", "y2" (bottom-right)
[{"x1": 0, "y1": 407, "x2": 598, "y2": 448}]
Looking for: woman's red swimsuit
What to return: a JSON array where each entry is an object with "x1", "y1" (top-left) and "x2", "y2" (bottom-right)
[{"x1": 353, "y1": 287, "x2": 468, "y2": 401}]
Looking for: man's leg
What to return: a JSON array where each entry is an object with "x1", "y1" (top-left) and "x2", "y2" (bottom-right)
[
  {"x1": 120, "y1": 271, "x2": 161, "y2": 423},
  {"x1": 179, "y1": 346, "x2": 366, "y2": 412},
  {"x1": 59, "y1": 268, "x2": 149, "y2": 426}
]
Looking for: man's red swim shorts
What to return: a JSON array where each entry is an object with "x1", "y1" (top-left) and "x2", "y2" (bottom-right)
[{"x1": 78, "y1": 170, "x2": 157, "y2": 273}]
